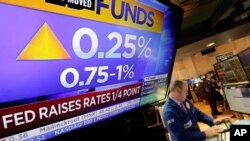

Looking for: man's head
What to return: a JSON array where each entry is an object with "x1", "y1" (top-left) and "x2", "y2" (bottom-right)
[
  {"x1": 206, "y1": 73, "x2": 211, "y2": 80},
  {"x1": 170, "y1": 80, "x2": 188, "y2": 102}
]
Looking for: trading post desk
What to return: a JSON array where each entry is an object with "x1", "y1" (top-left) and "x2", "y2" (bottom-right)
[{"x1": 206, "y1": 120, "x2": 250, "y2": 141}]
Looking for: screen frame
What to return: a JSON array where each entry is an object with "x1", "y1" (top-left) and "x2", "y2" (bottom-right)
[
  {"x1": 222, "y1": 85, "x2": 250, "y2": 114},
  {"x1": 213, "y1": 55, "x2": 249, "y2": 86},
  {"x1": 237, "y1": 47, "x2": 250, "y2": 83},
  {"x1": 0, "y1": 0, "x2": 184, "y2": 139}
]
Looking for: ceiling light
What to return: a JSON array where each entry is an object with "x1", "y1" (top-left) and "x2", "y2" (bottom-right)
[{"x1": 206, "y1": 42, "x2": 215, "y2": 47}]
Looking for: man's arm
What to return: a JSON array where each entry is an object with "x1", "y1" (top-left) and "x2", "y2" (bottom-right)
[
  {"x1": 195, "y1": 106, "x2": 214, "y2": 126},
  {"x1": 165, "y1": 113, "x2": 206, "y2": 141}
]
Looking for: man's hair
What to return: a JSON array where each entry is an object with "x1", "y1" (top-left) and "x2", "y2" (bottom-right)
[
  {"x1": 170, "y1": 80, "x2": 185, "y2": 92},
  {"x1": 205, "y1": 73, "x2": 211, "y2": 78}
]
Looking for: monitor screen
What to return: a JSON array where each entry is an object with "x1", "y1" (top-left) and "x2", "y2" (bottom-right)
[
  {"x1": 224, "y1": 87, "x2": 250, "y2": 114},
  {"x1": 0, "y1": 0, "x2": 183, "y2": 140},
  {"x1": 214, "y1": 56, "x2": 249, "y2": 85},
  {"x1": 216, "y1": 52, "x2": 233, "y2": 63},
  {"x1": 238, "y1": 47, "x2": 250, "y2": 81}
]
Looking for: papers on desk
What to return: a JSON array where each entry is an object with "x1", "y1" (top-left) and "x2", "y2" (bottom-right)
[{"x1": 218, "y1": 131, "x2": 230, "y2": 141}]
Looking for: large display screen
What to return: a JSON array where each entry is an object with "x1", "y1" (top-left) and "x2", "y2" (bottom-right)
[
  {"x1": 224, "y1": 86, "x2": 250, "y2": 114},
  {"x1": 238, "y1": 48, "x2": 250, "y2": 81},
  {"x1": 214, "y1": 56, "x2": 249, "y2": 85},
  {"x1": 0, "y1": 0, "x2": 182, "y2": 140}
]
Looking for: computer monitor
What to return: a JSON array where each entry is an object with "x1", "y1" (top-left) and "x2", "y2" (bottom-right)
[
  {"x1": 214, "y1": 56, "x2": 249, "y2": 85},
  {"x1": 224, "y1": 86, "x2": 250, "y2": 114},
  {"x1": 0, "y1": 0, "x2": 183, "y2": 140},
  {"x1": 216, "y1": 52, "x2": 233, "y2": 63},
  {"x1": 238, "y1": 47, "x2": 250, "y2": 81}
]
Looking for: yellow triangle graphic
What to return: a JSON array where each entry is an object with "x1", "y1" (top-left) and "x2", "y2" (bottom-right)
[{"x1": 17, "y1": 23, "x2": 71, "y2": 60}]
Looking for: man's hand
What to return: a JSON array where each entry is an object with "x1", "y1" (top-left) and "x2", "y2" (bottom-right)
[
  {"x1": 213, "y1": 117, "x2": 230, "y2": 125},
  {"x1": 204, "y1": 126, "x2": 224, "y2": 138}
]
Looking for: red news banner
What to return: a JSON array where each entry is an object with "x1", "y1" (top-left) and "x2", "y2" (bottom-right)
[{"x1": 0, "y1": 83, "x2": 142, "y2": 137}]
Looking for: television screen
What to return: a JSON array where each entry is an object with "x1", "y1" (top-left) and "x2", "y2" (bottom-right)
[
  {"x1": 216, "y1": 52, "x2": 233, "y2": 63},
  {"x1": 214, "y1": 56, "x2": 248, "y2": 85},
  {"x1": 0, "y1": 0, "x2": 183, "y2": 140},
  {"x1": 224, "y1": 86, "x2": 250, "y2": 114},
  {"x1": 238, "y1": 47, "x2": 250, "y2": 81}
]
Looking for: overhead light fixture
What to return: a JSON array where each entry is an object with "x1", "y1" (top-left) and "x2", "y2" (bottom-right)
[{"x1": 206, "y1": 42, "x2": 215, "y2": 47}]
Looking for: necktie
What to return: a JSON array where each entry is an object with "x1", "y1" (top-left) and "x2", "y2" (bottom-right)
[{"x1": 180, "y1": 102, "x2": 187, "y2": 112}]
